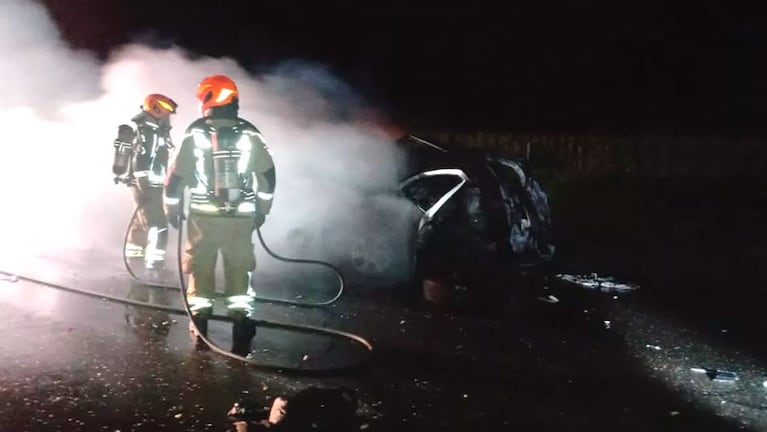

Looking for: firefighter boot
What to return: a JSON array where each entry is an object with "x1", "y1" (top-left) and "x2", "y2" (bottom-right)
[
  {"x1": 231, "y1": 317, "x2": 257, "y2": 356},
  {"x1": 189, "y1": 317, "x2": 209, "y2": 351}
]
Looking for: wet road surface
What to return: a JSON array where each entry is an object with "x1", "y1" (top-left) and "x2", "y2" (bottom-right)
[{"x1": 1, "y1": 247, "x2": 767, "y2": 431}]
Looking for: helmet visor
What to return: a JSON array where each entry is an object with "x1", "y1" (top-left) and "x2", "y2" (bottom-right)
[{"x1": 157, "y1": 99, "x2": 176, "y2": 113}]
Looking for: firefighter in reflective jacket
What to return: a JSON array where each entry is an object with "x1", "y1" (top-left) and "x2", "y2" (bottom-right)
[
  {"x1": 112, "y1": 93, "x2": 178, "y2": 271},
  {"x1": 163, "y1": 75, "x2": 275, "y2": 355}
]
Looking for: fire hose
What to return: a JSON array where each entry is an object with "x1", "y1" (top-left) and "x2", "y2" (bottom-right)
[
  {"x1": 0, "y1": 205, "x2": 373, "y2": 374},
  {"x1": 131, "y1": 205, "x2": 372, "y2": 371}
]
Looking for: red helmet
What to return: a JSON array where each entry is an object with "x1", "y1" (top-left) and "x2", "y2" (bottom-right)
[
  {"x1": 196, "y1": 75, "x2": 239, "y2": 114},
  {"x1": 142, "y1": 93, "x2": 178, "y2": 119}
]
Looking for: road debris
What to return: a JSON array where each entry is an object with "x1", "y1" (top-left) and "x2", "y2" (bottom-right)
[
  {"x1": 537, "y1": 295, "x2": 559, "y2": 304},
  {"x1": 555, "y1": 273, "x2": 638, "y2": 293},
  {"x1": 690, "y1": 367, "x2": 738, "y2": 382}
]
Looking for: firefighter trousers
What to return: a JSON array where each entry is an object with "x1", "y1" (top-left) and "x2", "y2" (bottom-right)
[
  {"x1": 127, "y1": 184, "x2": 169, "y2": 264},
  {"x1": 182, "y1": 213, "x2": 257, "y2": 320}
]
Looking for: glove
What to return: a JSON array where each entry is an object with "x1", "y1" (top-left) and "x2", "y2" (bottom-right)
[
  {"x1": 166, "y1": 204, "x2": 182, "y2": 229},
  {"x1": 254, "y1": 213, "x2": 266, "y2": 229}
]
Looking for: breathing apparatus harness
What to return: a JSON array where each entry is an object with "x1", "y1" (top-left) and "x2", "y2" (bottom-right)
[
  {"x1": 112, "y1": 124, "x2": 137, "y2": 185},
  {"x1": 112, "y1": 116, "x2": 172, "y2": 188}
]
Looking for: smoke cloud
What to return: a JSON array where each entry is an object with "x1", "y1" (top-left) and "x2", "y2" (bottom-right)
[{"x1": 0, "y1": 0, "x2": 416, "y2": 285}]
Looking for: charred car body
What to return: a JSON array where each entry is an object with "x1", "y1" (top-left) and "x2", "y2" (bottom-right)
[
  {"x1": 272, "y1": 134, "x2": 555, "y2": 307},
  {"x1": 396, "y1": 135, "x2": 555, "y2": 291},
  {"x1": 337, "y1": 134, "x2": 556, "y2": 294}
]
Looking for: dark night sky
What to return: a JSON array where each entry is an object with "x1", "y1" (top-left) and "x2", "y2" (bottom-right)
[{"x1": 40, "y1": 0, "x2": 767, "y2": 135}]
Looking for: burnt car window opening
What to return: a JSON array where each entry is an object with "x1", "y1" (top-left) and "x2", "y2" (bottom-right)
[{"x1": 401, "y1": 172, "x2": 465, "y2": 213}]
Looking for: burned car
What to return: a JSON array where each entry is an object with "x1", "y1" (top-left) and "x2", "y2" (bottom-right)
[
  {"x1": 335, "y1": 135, "x2": 556, "y2": 292},
  {"x1": 397, "y1": 136, "x2": 554, "y2": 291}
]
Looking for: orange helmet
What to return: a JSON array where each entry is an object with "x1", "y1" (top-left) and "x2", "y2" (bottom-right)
[
  {"x1": 142, "y1": 93, "x2": 178, "y2": 119},
  {"x1": 196, "y1": 74, "x2": 239, "y2": 114}
]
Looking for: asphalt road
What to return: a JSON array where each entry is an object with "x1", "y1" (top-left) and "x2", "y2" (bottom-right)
[{"x1": 1, "y1": 246, "x2": 766, "y2": 431}]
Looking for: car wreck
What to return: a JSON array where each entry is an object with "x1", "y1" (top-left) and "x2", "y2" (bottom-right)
[
  {"x1": 268, "y1": 133, "x2": 556, "y2": 309},
  {"x1": 394, "y1": 135, "x2": 556, "y2": 303},
  {"x1": 319, "y1": 134, "x2": 557, "y2": 302}
]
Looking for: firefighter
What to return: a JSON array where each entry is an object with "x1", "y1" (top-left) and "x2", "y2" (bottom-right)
[
  {"x1": 112, "y1": 93, "x2": 178, "y2": 271},
  {"x1": 163, "y1": 75, "x2": 276, "y2": 355}
]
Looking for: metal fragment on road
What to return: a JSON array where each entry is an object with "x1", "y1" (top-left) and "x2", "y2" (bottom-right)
[
  {"x1": 690, "y1": 367, "x2": 738, "y2": 382},
  {"x1": 555, "y1": 273, "x2": 638, "y2": 293},
  {"x1": 538, "y1": 295, "x2": 559, "y2": 304}
]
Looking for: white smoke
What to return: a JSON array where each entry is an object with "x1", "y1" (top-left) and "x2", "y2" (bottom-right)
[
  {"x1": 0, "y1": 0, "x2": 101, "y2": 113},
  {"x1": 0, "y1": 0, "x2": 416, "y2": 284}
]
